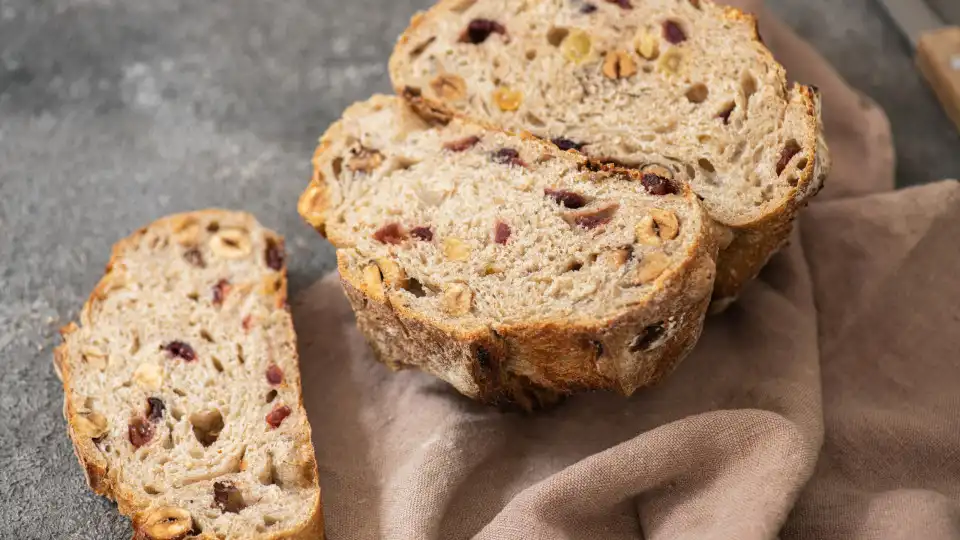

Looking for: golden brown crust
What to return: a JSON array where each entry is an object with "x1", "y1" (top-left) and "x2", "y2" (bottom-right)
[
  {"x1": 57, "y1": 209, "x2": 324, "y2": 540},
  {"x1": 390, "y1": 0, "x2": 829, "y2": 309}
]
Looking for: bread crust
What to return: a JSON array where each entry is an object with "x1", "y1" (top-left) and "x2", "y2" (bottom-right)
[
  {"x1": 302, "y1": 97, "x2": 719, "y2": 409},
  {"x1": 389, "y1": 0, "x2": 830, "y2": 307},
  {"x1": 56, "y1": 209, "x2": 324, "y2": 540}
]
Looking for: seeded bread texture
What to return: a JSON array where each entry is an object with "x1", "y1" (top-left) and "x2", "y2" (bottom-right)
[
  {"x1": 298, "y1": 95, "x2": 718, "y2": 408},
  {"x1": 55, "y1": 210, "x2": 323, "y2": 540},
  {"x1": 388, "y1": 0, "x2": 829, "y2": 303}
]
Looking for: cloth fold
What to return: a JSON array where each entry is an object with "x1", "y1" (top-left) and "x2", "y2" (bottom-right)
[{"x1": 293, "y1": 2, "x2": 960, "y2": 538}]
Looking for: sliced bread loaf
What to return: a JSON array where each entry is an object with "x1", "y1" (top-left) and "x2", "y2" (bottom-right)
[
  {"x1": 388, "y1": 0, "x2": 830, "y2": 304},
  {"x1": 298, "y1": 95, "x2": 718, "y2": 408},
  {"x1": 55, "y1": 210, "x2": 323, "y2": 540}
]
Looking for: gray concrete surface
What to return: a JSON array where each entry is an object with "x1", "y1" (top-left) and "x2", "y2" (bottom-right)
[{"x1": 0, "y1": 0, "x2": 957, "y2": 538}]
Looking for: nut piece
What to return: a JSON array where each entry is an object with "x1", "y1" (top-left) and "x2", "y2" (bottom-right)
[
  {"x1": 560, "y1": 30, "x2": 592, "y2": 64},
  {"x1": 492, "y1": 86, "x2": 523, "y2": 111},
  {"x1": 602, "y1": 50, "x2": 637, "y2": 79},
  {"x1": 650, "y1": 208, "x2": 680, "y2": 240},
  {"x1": 133, "y1": 363, "x2": 164, "y2": 391},
  {"x1": 442, "y1": 237, "x2": 471, "y2": 261},
  {"x1": 636, "y1": 209, "x2": 680, "y2": 245},
  {"x1": 209, "y1": 228, "x2": 252, "y2": 259},
  {"x1": 346, "y1": 147, "x2": 384, "y2": 174},
  {"x1": 74, "y1": 412, "x2": 108, "y2": 439},
  {"x1": 430, "y1": 73, "x2": 468, "y2": 101},
  {"x1": 657, "y1": 47, "x2": 684, "y2": 74},
  {"x1": 440, "y1": 283, "x2": 473, "y2": 316},
  {"x1": 597, "y1": 247, "x2": 632, "y2": 269},
  {"x1": 362, "y1": 264, "x2": 385, "y2": 301},
  {"x1": 141, "y1": 507, "x2": 193, "y2": 540},
  {"x1": 635, "y1": 30, "x2": 660, "y2": 60},
  {"x1": 81, "y1": 346, "x2": 108, "y2": 371},
  {"x1": 634, "y1": 252, "x2": 670, "y2": 284},
  {"x1": 376, "y1": 258, "x2": 409, "y2": 289},
  {"x1": 172, "y1": 219, "x2": 201, "y2": 246}
]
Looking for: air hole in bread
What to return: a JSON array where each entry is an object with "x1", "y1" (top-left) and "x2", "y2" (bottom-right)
[
  {"x1": 795, "y1": 157, "x2": 809, "y2": 172},
  {"x1": 728, "y1": 141, "x2": 746, "y2": 162},
  {"x1": 206, "y1": 221, "x2": 220, "y2": 233},
  {"x1": 173, "y1": 388, "x2": 186, "y2": 397},
  {"x1": 171, "y1": 406, "x2": 185, "y2": 421},
  {"x1": 129, "y1": 333, "x2": 141, "y2": 354},
  {"x1": 546, "y1": 27, "x2": 569, "y2": 47},
  {"x1": 189, "y1": 447, "x2": 204, "y2": 459},
  {"x1": 200, "y1": 329, "x2": 215, "y2": 343},
  {"x1": 787, "y1": 174, "x2": 799, "y2": 187},
  {"x1": 566, "y1": 261, "x2": 584, "y2": 272},
  {"x1": 653, "y1": 121, "x2": 676, "y2": 134},
  {"x1": 696, "y1": 134, "x2": 711, "y2": 145},
  {"x1": 685, "y1": 83, "x2": 708, "y2": 104},
  {"x1": 264, "y1": 516, "x2": 280, "y2": 527},
  {"x1": 525, "y1": 49, "x2": 537, "y2": 60},
  {"x1": 404, "y1": 278, "x2": 428, "y2": 298},
  {"x1": 741, "y1": 72, "x2": 757, "y2": 103},
  {"x1": 629, "y1": 322, "x2": 666, "y2": 352},
  {"x1": 236, "y1": 344, "x2": 245, "y2": 364},
  {"x1": 187, "y1": 292, "x2": 199, "y2": 302},
  {"x1": 409, "y1": 36, "x2": 436, "y2": 59},
  {"x1": 525, "y1": 111, "x2": 546, "y2": 127},
  {"x1": 684, "y1": 163, "x2": 696, "y2": 180},
  {"x1": 689, "y1": 0, "x2": 702, "y2": 9},
  {"x1": 190, "y1": 409, "x2": 224, "y2": 447},
  {"x1": 265, "y1": 389, "x2": 278, "y2": 403},
  {"x1": 161, "y1": 433, "x2": 174, "y2": 450},
  {"x1": 450, "y1": 0, "x2": 478, "y2": 13},
  {"x1": 642, "y1": 64, "x2": 653, "y2": 73},
  {"x1": 211, "y1": 356, "x2": 224, "y2": 373},
  {"x1": 331, "y1": 157, "x2": 344, "y2": 179},
  {"x1": 698, "y1": 158, "x2": 715, "y2": 173}
]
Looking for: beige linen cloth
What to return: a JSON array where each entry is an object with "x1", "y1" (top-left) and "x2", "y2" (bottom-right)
[{"x1": 293, "y1": 2, "x2": 960, "y2": 538}]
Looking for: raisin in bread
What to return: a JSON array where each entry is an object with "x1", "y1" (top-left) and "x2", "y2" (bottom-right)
[
  {"x1": 297, "y1": 95, "x2": 718, "y2": 408},
  {"x1": 54, "y1": 210, "x2": 323, "y2": 540},
  {"x1": 388, "y1": 0, "x2": 830, "y2": 305}
]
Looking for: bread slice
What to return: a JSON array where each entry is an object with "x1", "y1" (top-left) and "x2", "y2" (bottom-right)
[
  {"x1": 55, "y1": 210, "x2": 323, "y2": 540},
  {"x1": 388, "y1": 0, "x2": 830, "y2": 304},
  {"x1": 298, "y1": 95, "x2": 718, "y2": 408}
]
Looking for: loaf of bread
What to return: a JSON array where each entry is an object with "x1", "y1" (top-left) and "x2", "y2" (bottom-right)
[
  {"x1": 298, "y1": 95, "x2": 718, "y2": 408},
  {"x1": 55, "y1": 210, "x2": 323, "y2": 540},
  {"x1": 388, "y1": 0, "x2": 830, "y2": 304}
]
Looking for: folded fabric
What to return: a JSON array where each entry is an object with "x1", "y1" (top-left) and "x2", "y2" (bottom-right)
[{"x1": 292, "y1": 1, "x2": 960, "y2": 538}]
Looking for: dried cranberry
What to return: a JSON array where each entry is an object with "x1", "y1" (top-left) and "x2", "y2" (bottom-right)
[
  {"x1": 128, "y1": 418, "x2": 154, "y2": 448},
  {"x1": 604, "y1": 0, "x2": 631, "y2": 8},
  {"x1": 718, "y1": 103, "x2": 735, "y2": 124},
  {"x1": 491, "y1": 148, "x2": 525, "y2": 167},
  {"x1": 459, "y1": 19, "x2": 506, "y2": 44},
  {"x1": 544, "y1": 188, "x2": 587, "y2": 209},
  {"x1": 640, "y1": 174, "x2": 679, "y2": 196},
  {"x1": 551, "y1": 138, "x2": 585, "y2": 152},
  {"x1": 494, "y1": 222, "x2": 511, "y2": 244},
  {"x1": 265, "y1": 238, "x2": 284, "y2": 271},
  {"x1": 163, "y1": 340, "x2": 196, "y2": 362},
  {"x1": 183, "y1": 248, "x2": 205, "y2": 268},
  {"x1": 213, "y1": 481, "x2": 246, "y2": 513},
  {"x1": 212, "y1": 279, "x2": 230, "y2": 306},
  {"x1": 410, "y1": 226, "x2": 434, "y2": 241},
  {"x1": 372, "y1": 222, "x2": 406, "y2": 244},
  {"x1": 146, "y1": 397, "x2": 165, "y2": 422},
  {"x1": 663, "y1": 20, "x2": 687, "y2": 44},
  {"x1": 776, "y1": 141, "x2": 802, "y2": 175},
  {"x1": 576, "y1": 214, "x2": 612, "y2": 229},
  {"x1": 580, "y1": 3, "x2": 598, "y2": 13},
  {"x1": 266, "y1": 405, "x2": 292, "y2": 429},
  {"x1": 266, "y1": 364, "x2": 283, "y2": 386},
  {"x1": 443, "y1": 135, "x2": 481, "y2": 152}
]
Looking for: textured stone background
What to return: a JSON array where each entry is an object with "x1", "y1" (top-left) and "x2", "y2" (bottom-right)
[{"x1": 1, "y1": 0, "x2": 957, "y2": 537}]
